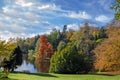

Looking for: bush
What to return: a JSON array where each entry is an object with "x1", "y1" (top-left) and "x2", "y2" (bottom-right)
[{"x1": 0, "y1": 69, "x2": 9, "y2": 78}]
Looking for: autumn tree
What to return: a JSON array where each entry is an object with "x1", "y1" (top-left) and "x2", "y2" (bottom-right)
[
  {"x1": 37, "y1": 35, "x2": 54, "y2": 72},
  {"x1": 94, "y1": 23, "x2": 120, "y2": 72},
  {"x1": 66, "y1": 29, "x2": 74, "y2": 41},
  {"x1": 94, "y1": 37, "x2": 120, "y2": 72}
]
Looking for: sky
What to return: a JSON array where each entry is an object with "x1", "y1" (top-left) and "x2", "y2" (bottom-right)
[{"x1": 0, "y1": 0, "x2": 115, "y2": 40}]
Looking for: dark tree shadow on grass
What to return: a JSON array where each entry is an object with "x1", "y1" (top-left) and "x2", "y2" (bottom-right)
[
  {"x1": 90, "y1": 73, "x2": 117, "y2": 76},
  {"x1": 0, "y1": 78, "x2": 18, "y2": 80},
  {"x1": 12, "y1": 72, "x2": 58, "y2": 78},
  {"x1": 60, "y1": 73, "x2": 117, "y2": 76},
  {"x1": 26, "y1": 73, "x2": 58, "y2": 78}
]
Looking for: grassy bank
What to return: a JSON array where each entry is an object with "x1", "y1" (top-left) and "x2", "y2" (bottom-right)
[{"x1": 0, "y1": 72, "x2": 120, "y2": 80}]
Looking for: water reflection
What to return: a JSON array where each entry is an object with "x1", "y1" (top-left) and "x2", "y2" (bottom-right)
[
  {"x1": 37, "y1": 62, "x2": 50, "y2": 73},
  {"x1": 15, "y1": 60, "x2": 38, "y2": 73}
]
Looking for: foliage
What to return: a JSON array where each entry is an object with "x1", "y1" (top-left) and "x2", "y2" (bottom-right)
[
  {"x1": 66, "y1": 29, "x2": 74, "y2": 40},
  {"x1": 37, "y1": 35, "x2": 54, "y2": 72},
  {"x1": 28, "y1": 50, "x2": 36, "y2": 63},
  {"x1": 0, "y1": 41, "x2": 16, "y2": 66},
  {"x1": 48, "y1": 25, "x2": 68, "y2": 51},
  {"x1": 49, "y1": 43, "x2": 92, "y2": 74},
  {"x1": 2, "y1": 46, "x2": 22, "y2": 72},
  {"x1": 72, "y1": 23, "x2": 96, "y2": 55},
  {"x1": 16, "y1": 35, "x2": 40, "y2": 54},
  {"x1": 57, "y1": 41, "x2": 66, "y2": 52},
  {"x1": 94, "y1": 37, "x2": 120, "y2": 72},
  {"x1": 28, "y1": 38, "x2": 40, "y2": 64},
  {"x1": 107, "y1": 25, "x2": 120, "y2": 38},
  {"x1": 0, "y1": 41, "x2": 18, "y2": 78},
  {"x1": 94, "y1": 25, "x2": 120, "y2": 72},
  {"x1": 47, "y1": 28, "x2": 60, "y2": 51},
  {"x1": 111, "y1": 0, "x2": 120, "y2": 20}
]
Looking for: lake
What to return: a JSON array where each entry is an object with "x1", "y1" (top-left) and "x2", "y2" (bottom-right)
[{"x1": 15, "y1": 60, "x2": 38, "y2": 73}]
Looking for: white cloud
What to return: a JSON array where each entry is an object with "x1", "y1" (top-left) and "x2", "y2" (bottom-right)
[
  {"x1": 2, "y1": 7, "x2": 18, "y2": 15},
  {"x1": 95, "y1": 15, "x2": 111, "y2": 23},
  {"x1": 0, "y1": 31, "x2": 36, "y2": 41},
  {"x1": 67, "y1": 23, "x2": 79, "y2": 30},
  {"x1": 15, "y1": 0, "x2": 34, "y2": 7},
  {"x1": 38, "y1": 4, "x2": 60, "y2": 10},
  {"x1": 68, "y1": 11, "x2": 91, "y2": 19},
  {"x1": 80, "y1": 23, "x2": 98, "y2": 27}
]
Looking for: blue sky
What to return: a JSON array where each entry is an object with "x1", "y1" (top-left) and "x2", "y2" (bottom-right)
[{"x1": 0, "y1": 0, "x2": 115, "y2": 40}]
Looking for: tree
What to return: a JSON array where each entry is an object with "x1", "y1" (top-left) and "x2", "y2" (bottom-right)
[
  {"x1": 47, "y1": 28, "x2": 59, "y2": 51},
  {"x1": 57, "y1": 41, "x2": 66, "y2": 52},
  {"x1": 3, "y1": 46, "x2": 22, "y2": 72},
  {"x1": 107, "y1": 25, "x2": 120, "y2": 38},
  {"x1": 0, "y1": 41, "x2": 17, "y2": 78},
  {"x1": 111, "y1": 0, "x2": 120, "y2": 20},
  {"x1": 12, "y1": 46, "x2": 22, "y2": 71},
  {"x1": 49, "y1": 43, "x2": 92, "y2": 73},
  {"x1": 94, "y1": 37, "x2": 120, "y2": 72},
  {"x1": 66, "y1": 29, "x2": 74, "y2": 40},
  {"x1": 69, "y1": 23, "x2": 97, "y2": 72},
  {"x1": 37, "y1": 35, "x2": 54, "y2": 72},
  {"x1": 28, "y1": 37, "x2": 40, "y2": 64},
  {"x1": 94, "y1": 24, "x2": 120, "y2": 72},
  {"x1": 72, "y1": 23, "x2": 96, "y2": 55},
  {"x1": 48, "y1": 25, "x2": 68, "y2": 51},
  {"x1": 28, "y1": 50, "x2": 35, "y2": 64}
]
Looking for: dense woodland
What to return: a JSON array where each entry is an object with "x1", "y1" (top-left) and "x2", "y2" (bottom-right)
[{"x1": 0, "y1": 0, "x2": 120, "y2": 78}]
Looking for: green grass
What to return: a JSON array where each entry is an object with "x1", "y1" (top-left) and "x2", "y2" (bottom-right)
[{"x1": 0, "y1": 72, "x2": 120, "y2": 80}]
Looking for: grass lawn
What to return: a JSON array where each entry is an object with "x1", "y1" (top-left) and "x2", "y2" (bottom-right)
[{"x1": 0, "y1": 72, "x2": 120, "y2": 80}]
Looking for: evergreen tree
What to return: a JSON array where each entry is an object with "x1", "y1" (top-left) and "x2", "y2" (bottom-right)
[{"x1": 50, "y1": 43, "x2": 92, "y2": 73}]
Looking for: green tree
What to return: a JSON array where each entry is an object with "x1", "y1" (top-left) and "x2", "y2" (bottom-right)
[
  {"x1": 48, "y1": 25, "x2": 67, "y2": 51},
  {"x1": 3, "y1": 46, "x2": 22, "y2": 72},
  {"x1": 48, "y1": 28, "x2": 59, "y2": 51},
  {"x1": 0, "y1": 41, "x2": 17, "y2": 78},
  {"x1": 28, "y1": 50, "x2": 36, "y2": 64},
  {"x1": 57, "y1": 41, "x2": 66, "y2": 52},
  {"x1": 111, "y1": 0, "x2": 120, "y2": 20},
  {"x1": 69, "y1": 23, "x2": 97, "y2": 72},
  {"x1": 49, "y1": 43, "x2": 92, "y2": 74}
]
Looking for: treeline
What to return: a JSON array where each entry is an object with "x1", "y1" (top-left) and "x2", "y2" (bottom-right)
[
  {"x1": 16, "y1": 20, "x2": 120, "y2": 74},
  {"x1": 46, "y1": 21, "x2": 120, "y2": 73}
]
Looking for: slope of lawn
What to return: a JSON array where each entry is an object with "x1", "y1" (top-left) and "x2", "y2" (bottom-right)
[{"x1": 0, "y1": 72, "x2": 120, "y2": 80}]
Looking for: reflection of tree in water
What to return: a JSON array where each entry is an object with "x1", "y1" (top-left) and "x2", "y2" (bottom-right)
[{"x1": 37, "y1": 59, "x2": 50, "y2": 73}]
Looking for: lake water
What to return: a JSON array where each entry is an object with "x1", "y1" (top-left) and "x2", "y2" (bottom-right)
[{"x1": 15, "y1": 60, "x2": 38, "y2": 73}]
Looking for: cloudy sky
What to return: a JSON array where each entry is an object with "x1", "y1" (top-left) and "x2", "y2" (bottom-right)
[{"x1": 0, "y1": 0, "x2": 115, "y2": 40}]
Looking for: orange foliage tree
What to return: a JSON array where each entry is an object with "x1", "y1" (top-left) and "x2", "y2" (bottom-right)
[
  {"x1": 37, "y1": 35, "x2": 54, "y2": 72},
  {"x1": 94, "y1": 25, "x2": 120, "y2": 72}
]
